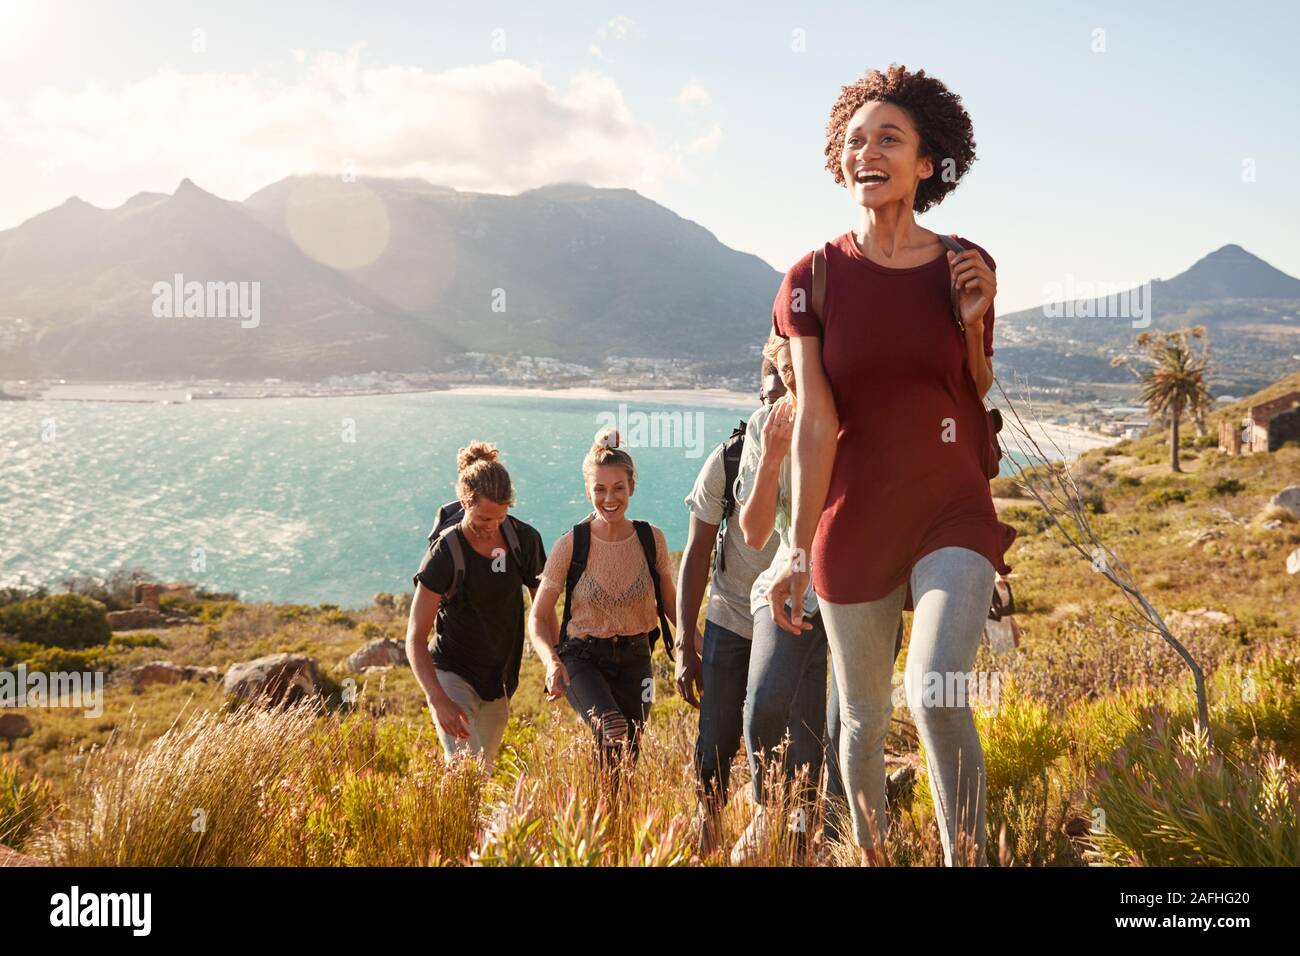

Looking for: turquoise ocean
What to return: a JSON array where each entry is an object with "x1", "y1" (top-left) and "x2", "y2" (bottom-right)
[
  {"x1": 0, "y1": 392, "x2": 762, "y2": 607},
  {"x1": 1, "y1": 390, "x2": 1034, "y2": 608}
]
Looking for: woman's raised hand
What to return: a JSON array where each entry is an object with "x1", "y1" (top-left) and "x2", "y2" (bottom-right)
[
  {"x1": 947, "y1": 248, "x2": 996, "y2": 330},
  {"x1": 762, "y1": 395, "x2": 796, "y2": 462}
]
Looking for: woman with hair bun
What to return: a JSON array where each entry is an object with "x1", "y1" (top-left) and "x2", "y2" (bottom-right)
[
  {"x1": 406, "y1": 441, "x2": 546, "y2": 770},
  {"x1": 529, "y1": 428, "x2": 678, "y2": 769}
]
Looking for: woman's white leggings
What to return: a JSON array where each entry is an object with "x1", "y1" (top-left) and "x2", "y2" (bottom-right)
[{"x1": 820, "y1": 546, "x2": 995, "y2": 865}]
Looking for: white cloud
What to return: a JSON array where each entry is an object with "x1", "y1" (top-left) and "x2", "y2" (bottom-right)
[
  {"x1": 677, "y1": 80, "x2": 711, "y2": 111},
  {"x1": 0, "y1": 47, "x2": 684, "y2": 227},
  {"x1": 686, "y1": 124, "x2": 722, "y2": 155},
  {"x1": 589, "y1": 15, "x2": 635, "y2": 62}
]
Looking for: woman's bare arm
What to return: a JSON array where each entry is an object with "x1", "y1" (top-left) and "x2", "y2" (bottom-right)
[
  {"x1": 769, "y1": 336, "x2": 838, "y2": 631},
  {"x1": 528, "y1": 580, "x2": 563, "y2": 664}
]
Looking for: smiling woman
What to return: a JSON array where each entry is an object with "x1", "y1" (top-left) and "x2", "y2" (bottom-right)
[
  {"x1": 764, "y1": 63, "x2": 1018, "y2": 868},
  {"x1": 528, "y1": 427, "x2": 678, "y2": 774}
]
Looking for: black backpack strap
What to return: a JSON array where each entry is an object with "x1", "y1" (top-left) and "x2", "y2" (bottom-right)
[
  {"x1": 436, "y1": 524, "x2": 466, "y2": 606},
  {"x1": 633, "y1": 520, "x2": 674, "y2": 662},
  {"x1": 500, "y1": 515, "x2": 525, "y2": 569},
  {"x1": 713, "y1": 420, "x2": 748, "y2": 576},
  {"x1": 559, "y1": 522, "x2": 591, "y2": 644}
]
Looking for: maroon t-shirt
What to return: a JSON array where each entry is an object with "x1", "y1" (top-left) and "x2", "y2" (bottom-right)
[{"x1": 773, "y1": 231, "x2": 1017, "y2": 608}]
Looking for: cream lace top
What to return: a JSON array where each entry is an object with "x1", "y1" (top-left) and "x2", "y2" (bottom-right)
[{"x1": 540, "y1": 523, "x2": 674, "y2": 639}]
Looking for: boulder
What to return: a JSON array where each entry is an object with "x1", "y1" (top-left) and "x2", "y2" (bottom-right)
[
  {"x1": 106, "y1": 608, "x2": 167, "y2": 631},
  {"x1": 120, "y1": 661, "x2": 220, "y2": 691},
  {"x1": 1270, "y1": 485, "x2": 1300, "y2": 518},
  {"x1": 346, "y1": 638, "x2": 407, "y2": 672},
  {"x1": 1185, "y1": 528, "x2": 1226, "y2": 547},
  {"x1": 223, "y1": 653, "x2": 322, "y2": 707},
  {"x1": 1165, "y1": 607, "x2": 1237, "y2": 637},
  {"x1": 0, "y1": 713, "x2": 33, "y2": 740},
  {"x1": 1287, "y1": 548, "x2": 1300, "y2": 576}
]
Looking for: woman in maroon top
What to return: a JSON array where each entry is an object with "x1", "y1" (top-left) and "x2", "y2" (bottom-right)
[{"x1": 767, "y1": 64, "x2": 1017, "y2": 866}]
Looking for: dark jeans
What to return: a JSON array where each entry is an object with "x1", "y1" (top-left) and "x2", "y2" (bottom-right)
[
  {"x1": 745, "y1": 605, "x2": 846, "y2": 814},
  {"x1": 559, "y1": 633, "x2": 654, "y2": 766},
  {"x1": 693, "y1": 619, "x2": 754, "y2": 811}
]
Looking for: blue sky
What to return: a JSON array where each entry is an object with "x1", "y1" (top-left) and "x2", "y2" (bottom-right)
[{"x1": 1, "y1": 0, "x2": 1296, "y2": 312}]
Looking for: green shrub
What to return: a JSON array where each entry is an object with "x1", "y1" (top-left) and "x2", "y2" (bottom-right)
[
  {"x1": 1000, "y1": 505, "x2": 1054, "y2": 536},
  {"x1": 989, "y1": 476, "x2": 1024, "y2": 499},
  {"x1": 108, "y1": 632, "x2": 165, "y2": 649},
  {"x1": 274, "y1": 604, "x2": 314, "y2": 622},
  {"x1": 0, "y1": 639, "x2": 43, "y2": 668},
  {"x1": 197, "y1": 601, "x2": 240, "y2": 623},
  {"x1": 1088, "y1": 716, "x2": 1300, "y2": 866},
  {"x1": 1208, "y1": 477, "x2": 1245, "y2": 497},
  {"x1": 978, "y1": 681, "x2": 1070, "y2": 796},
  {"x1": 21, "y1": 645, "x2": 119, "y2": 674},
  {"x1": 0, "y1": 757, "x2": 52, "y2": 851},
  {"x1": 1144, "y1": 487, "x2": 1188, "y2": 509},
  {"x1": 0, "y1": 593, "x2": 110, "y2": 648}
]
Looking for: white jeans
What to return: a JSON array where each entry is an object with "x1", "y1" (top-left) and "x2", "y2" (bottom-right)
[{"x1": 434, "y1": 668, "x2": 510, "y2": 771}]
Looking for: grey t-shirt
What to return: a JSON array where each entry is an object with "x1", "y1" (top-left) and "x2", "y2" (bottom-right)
[
  {"x1": 736, "y1": 399, "x2": 820, "y2": 619},
  {"x1": 683, "y1": 438, "x2": 779, "y2": 638}
]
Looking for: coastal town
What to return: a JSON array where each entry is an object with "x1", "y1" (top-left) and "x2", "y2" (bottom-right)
[{"x1": 4, "y1": 347, "x2": 1159, "y2": 443}]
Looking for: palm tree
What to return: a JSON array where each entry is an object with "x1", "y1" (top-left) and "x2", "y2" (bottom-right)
[{"x1": 1112, "y1": 328, "x2": 1212, "y2": 472}]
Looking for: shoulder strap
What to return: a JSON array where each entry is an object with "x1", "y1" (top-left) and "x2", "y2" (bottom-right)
[
  {"x1": 936, "y1": 233, "x2": 968, "y2": 334},
  {"x1": 714, "y1": 420, "x2": 748, "y2": 575},
  {"x1": 437, "y1": 524, "x2": 466, "y2": 605},
  {"x1": 559, "y1": 522, "x2": 591, "y2": 643},
  {"x1": 633, "y1": 520, "x2": 674, "y2": 662},
  {"x1": 500, "y1": 515, "x2": 525, "y2": 568},
  {"x1": 811, "y1": 246, "x2": 826, "y2": 322}
]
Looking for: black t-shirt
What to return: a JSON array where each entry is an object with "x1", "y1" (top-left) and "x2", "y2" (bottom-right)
[{"x1": 412, "y1": 516, "x2": 546, "y2": 702}]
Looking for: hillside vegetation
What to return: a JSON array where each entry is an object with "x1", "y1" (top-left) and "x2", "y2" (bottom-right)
[{"x1": 2, "y1": 374, "x2": 1298, "y2": 866}]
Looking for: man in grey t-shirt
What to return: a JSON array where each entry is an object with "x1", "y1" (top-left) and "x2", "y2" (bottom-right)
[{"x1": 676, "y1": 362, "x2": 784, "y2": 854}]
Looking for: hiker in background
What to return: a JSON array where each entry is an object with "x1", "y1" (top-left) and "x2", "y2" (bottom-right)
[
  {"x1": 759, "y1": 355, "x2": 786, "y2": 406},
  {"x1": 766, "y1": 64, "x2": 1017, "y2": 866},
  {"x1": 406, "y1": 441, "x2": 547, "y2": 771},
  {"x1": 730, "y1": 333, "x2": 864, "y2": 863},
  {"x1": 675, "y1": 356, "x2": 785, "y2": 855},
  {"x1": 529, "y1": 428, "x2": 678, "y2": 771}
]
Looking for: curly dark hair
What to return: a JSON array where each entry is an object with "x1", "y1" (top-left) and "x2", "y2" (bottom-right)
[{"x1": 824, "y1": 64, "x2": 976, "y2": 214}]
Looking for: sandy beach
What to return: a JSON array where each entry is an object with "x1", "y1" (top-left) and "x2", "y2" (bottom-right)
[
  {"x1": 441, "y1": 384, "x2": 759, "y2": 409},
  {"x1": 25, "y1": 380, "x2": 1120, "y2": 459}
]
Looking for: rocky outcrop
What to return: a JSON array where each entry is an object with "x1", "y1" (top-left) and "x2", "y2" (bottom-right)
[
  {"x1": 119, "y1": 661, "x2": 220, "y2": 691},
  {"x1": 1287, "y1": 547, "x2": 1300, "y2": 575},
  {"x1": 1270, "y1": 485, "x2": 1300, "y2": 518},
  {"x1": 223, "y1": 653, "x2": 322, "y2": 707},
  {"x1": 0, "y1": 713, "x2": 33, "y2": 740},
  {"x1": 1165, "y1": 607, "x2": 1237, "y2": 637},
  {"x1": 346, "y1": 638, "x2": 407, "y2": 672}
]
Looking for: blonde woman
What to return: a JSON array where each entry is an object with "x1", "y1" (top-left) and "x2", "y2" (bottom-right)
[
  {"x1": 529, "y1": 428, "x2": 677, "y2": 767},
  {"x1": 406, "y1": 441, "x2": 546, "y2": 770}
]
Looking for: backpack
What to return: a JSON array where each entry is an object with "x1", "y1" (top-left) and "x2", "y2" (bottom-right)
[
  {"x1": 425, "y1": 500, "x2": 526, "y2": 610},
  {"x1": 713, "y1": 419, "x2": 749, "y2": 575},
  {"x1": 558, "y1": 515, "x2": 675, "y2": 662}
]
